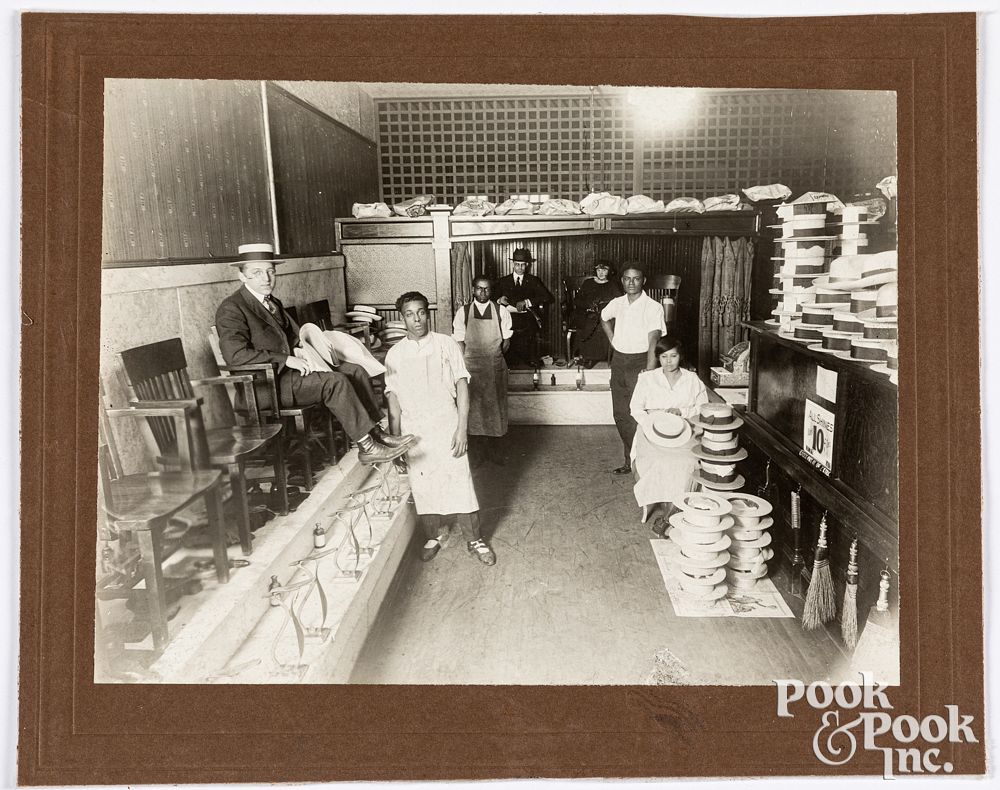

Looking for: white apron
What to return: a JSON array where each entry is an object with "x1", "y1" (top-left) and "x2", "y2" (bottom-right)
[
  {"x1": 394, "y1": 339, "x2": 479, "y2": 515},
  {"x1": 464, "y1": 302, "x2": 508, "y2": 437}
]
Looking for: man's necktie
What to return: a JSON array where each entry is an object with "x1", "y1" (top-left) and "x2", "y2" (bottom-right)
[
  {"x1": 264, "y1": 296, "x2": 277, "y2": 315},
  {"x1": 515, "y1": 277, "x2": 522, "y2": 287}
]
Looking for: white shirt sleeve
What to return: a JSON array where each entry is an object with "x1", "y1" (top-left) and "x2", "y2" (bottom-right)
[
  {"x1": 648, "y1": 298, "x2": 667, "y2": 336},
  {"x1": 452, "y1": 305, "x2": 467, "y2": 342},
  {"x1": 600, "y1": 297, "x2": 619, "y2": 323},
  {"x1": 442, "y1": 335, "x2": 471, "y2": 382}
]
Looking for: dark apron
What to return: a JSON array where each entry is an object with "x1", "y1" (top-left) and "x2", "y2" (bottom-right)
[{"x1": 464, "y1": 302, "x2": 509, "y2": 437}]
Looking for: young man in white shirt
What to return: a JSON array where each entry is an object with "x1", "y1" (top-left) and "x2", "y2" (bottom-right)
[{"x1": 600, "y1": 265, "x2": 667, "y2": 474}]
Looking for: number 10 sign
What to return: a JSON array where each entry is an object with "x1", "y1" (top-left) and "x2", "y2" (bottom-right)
[{"x1": 802, "y1": 399, "x2": 835, "y2": 475}]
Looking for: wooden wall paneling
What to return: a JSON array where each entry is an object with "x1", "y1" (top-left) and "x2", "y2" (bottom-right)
[
  {"x1": 102, "y1": 80, "x2": 273, "y2": 264},
  {"x1": 266, "y1": 83, "x2": 379, "y2": 256}
]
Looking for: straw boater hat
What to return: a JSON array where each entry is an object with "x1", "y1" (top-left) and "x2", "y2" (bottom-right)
[
  {"x1": 690, "y1": 403, "x2": 744, "y2": 432},
  {"x1": 807, "y1": 255, "x2": 866, "y2": 291},
  {"x1": 693, "y1": 438, "x2": 748, "y2": 463},
  {"x1": 670, "y1": 513, "x2": 736, "y2": 536},
  {"x1": 730, "y1": 524, "x2": 774, "y2": 540},
  {"x1": 675, "y1": 492, "x2": 733, "y2": 524},
  {"x1": 641, "y1": 412, "x2": 693, "y2": 449},
  {"x1": 346, "y1": 311, "x2": 383, "y2": 324},
  {"x1": 679, "y1": 567, "x2": 727, "y2": 587},
  {"x1": 871, "y1": 344, "x2": 899, "y2": 379},
  {"x1": 723, "y1": 493, "x2": 773, "y2": 525},
  {"x1": 692, "y1": 465, "x2": 745, "y2": 491},
  {"x1": 788, "y1": 322, "x2": 824, "y2": 343},
  {"x1": 233, "y1": 242, "x2": 277, "y2": 266},
  {"x1": 836, "y1": 250, "x2": 898, "y2": 290},
  {"x1": 849, "y1": 289, "x2": 879, "y2": 314},
  {"x1": 850, "y1": 338, "x2": 895, "y2": 364},
  {"x1": 809, "y1": 330, "x2": 857, "y2": 358}
]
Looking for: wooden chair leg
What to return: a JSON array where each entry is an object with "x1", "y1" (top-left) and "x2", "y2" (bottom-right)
[
  {"x1": 136, "y1": 527, "x2": 168, "y2": 652},
  {"x1": 274, "y1": 434, "x2": 289, "y2": 516},
  {"x1": 204, "y1": 484, "x2": 230, "y2": 583},
  {"x1": 230, "y1": 461, "x2": 254, "y2": 555},
  {"x1": 326, "y1": 413, "x2": 338, "y2": 463}
]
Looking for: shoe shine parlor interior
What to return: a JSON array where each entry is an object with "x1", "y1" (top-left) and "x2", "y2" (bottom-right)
[{"x1": 96, "y1": 81, "x2": 900, "y2": 685}]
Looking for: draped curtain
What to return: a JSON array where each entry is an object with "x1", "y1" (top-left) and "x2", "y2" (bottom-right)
[
  {"x1": 451, "y1": 242, "x2": 474, "y2": 310},
  {"x1": 698, "y1": 236, "x2": 754, "y2": 377}
]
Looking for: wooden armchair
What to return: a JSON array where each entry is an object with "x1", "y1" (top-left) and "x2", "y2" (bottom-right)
[
  {"x1": 118, "y1": 338, "x2": 287, "y2": 555},
  {"x1": 207, "y1": 326, "x2": 346, "y2": 491},
  {"x1": 645, "y1": 274, "x2": 682, "y2": 335},
  {"x1": 98, "y1": 388, "x2": 229, "y2": 653}
]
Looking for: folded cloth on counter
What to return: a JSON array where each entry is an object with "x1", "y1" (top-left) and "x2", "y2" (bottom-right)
[
  {"x1": 297, "y1": 323, "x2": 387, "y2": 377},
  {"x1": 352, "y1": 202, "x2": 392, "y2": 218},
  {"x1": 626, "y1": 195, "x2": 666, "y2": 214},
  {"x1": 494, "y1": 197, "x2": 535, "y2": 215},
  {"x1": 664, "y1": 197, "x2": 705, "y2": 213},
  {"x1": 703, "y1": 194, "x2": 742, "y2": 212},
  {"x1": 741, "y1": 183, "x2": 792, "y2": 203},
  {"x1": 789, "y1": 191, "x2": 844, "y2": 211},
  {"x1": 537, "y1": 198, "x2": 583, "y2": 215},
  {"x1": 581, "y1": 191, "x2": 628, "y2": 215},
  {"x1": 392, "y1": 195, "x2": 436, "y2": 217},
  {"x1": 453, "y1": 198, "x2": 496, "y2": 216}
]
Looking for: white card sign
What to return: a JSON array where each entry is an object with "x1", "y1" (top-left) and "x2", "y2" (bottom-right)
[
  {"x1": 815, "y1": 366, "x2": 838, "y2": 404},
  {"x1": 801, "y1": 398, "x2": 835, "y2": 475}
]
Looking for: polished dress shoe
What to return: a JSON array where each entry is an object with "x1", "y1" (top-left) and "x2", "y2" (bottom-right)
[
  {"x1": 612, "y1": 464, "x2": 632, "y2": 475},
  {"x1": 358, "y1": 442, "x2": 409, "y2": 465},
  {"x1": 373, "y1": 429, "x2": 416, "y2": 448}
]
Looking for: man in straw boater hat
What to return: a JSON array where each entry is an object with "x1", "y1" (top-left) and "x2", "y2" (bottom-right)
[
  {"x1": 600, "y1": 264, "x2": 667, "y2": 475},
  {"x1": 215, "y1": 242, "x2": 414, "y2": 465},
  {"x1": 384, "y1": 290, "x2": 497, "y2": 566},
  {"x1": 493, "y1": 247, "x2": 554, "y2": 368}
]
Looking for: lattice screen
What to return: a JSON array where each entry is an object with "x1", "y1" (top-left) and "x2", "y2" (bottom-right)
[{"x1": 377, "y1": 90, "x2": 895, "y2": 206}]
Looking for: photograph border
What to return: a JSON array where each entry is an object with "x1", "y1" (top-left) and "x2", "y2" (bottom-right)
[{"x1": 18, "y1": 12, "x2": 983, "y2": 783}]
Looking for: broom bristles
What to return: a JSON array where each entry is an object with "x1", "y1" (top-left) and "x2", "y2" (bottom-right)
[
  {"x1": 802, "y1": 559, "x2": 837, "y2": 630},
  {"x1": 841, "y1": 585, "x2": 859, "y2": 649}
]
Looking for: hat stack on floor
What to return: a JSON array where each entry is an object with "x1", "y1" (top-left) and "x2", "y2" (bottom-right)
[
  {"x1": 378, "y1": 318, "x2": 408, "y2": 348},
  {"x1": 767, "y1": 192, "x2": 843, "y2": 335},
  {"x1": 347, "y1": 305, "x2": 383, "y2": 349},
  {"x1": 721, "y1": 493, "x2": 775, "y2": 590},
  {"x1": 690, "y1": 404, "x2": 746, "y2": 491},
  {"x1": 667, "y1": 492, "x2": 734, "y2": 602},
  {"x1": 799, "y1": 250, "x2": 898, "y2": 383}
]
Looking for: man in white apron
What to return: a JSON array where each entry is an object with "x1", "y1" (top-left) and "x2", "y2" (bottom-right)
[
  {"x1": 385, "y1": 291, "x2": 497, "y2": 566},
  {"x1": 452, "y1": 275, "x2": 511, "y2": 466}
]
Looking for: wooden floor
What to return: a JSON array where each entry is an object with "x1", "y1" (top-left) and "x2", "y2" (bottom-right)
[{"x1": 350, "y1": 425, "x2": 846, "y2": 685}]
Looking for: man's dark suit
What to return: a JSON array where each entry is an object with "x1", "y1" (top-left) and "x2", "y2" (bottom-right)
[
  {"x1": 493, "y1": 272, "x2": 554, "y2": 367},
  {"x1": 215, "y1": 287, "x2": 381, "y2": 440}
]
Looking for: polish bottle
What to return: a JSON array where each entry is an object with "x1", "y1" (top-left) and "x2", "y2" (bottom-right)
[
  {"x1": 313, "y1": 523, "x2": 327, "y2": 548},
  {"x1": 575, "y1": 365, "x2": 584, "y2": 391},
  {"x1": 550, "y1": 373, "x2": 556, "y2": 386},
  {"x1": 268, "y1": 575, "x2": 282, "y2": 607},
  {"x1": 532, "y1": 369, "x2": 540, "y2": 390}
]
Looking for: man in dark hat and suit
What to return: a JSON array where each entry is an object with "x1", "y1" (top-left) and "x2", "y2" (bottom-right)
[
  {"x1": 493, "y1": 247, "x2": 554, "y2": 368},
  {"x1": 215, "y1": 242, "x2": 414, "y2": 465}
]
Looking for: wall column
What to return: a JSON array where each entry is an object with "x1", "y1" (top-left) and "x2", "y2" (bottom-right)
[{"x1": 429, "y1": 206, "x2": 454, "y2": 328}]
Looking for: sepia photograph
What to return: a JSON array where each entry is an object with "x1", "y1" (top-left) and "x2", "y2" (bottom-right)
[{"x1": 95, "y1": 79, "x2": 900, "y2": 687}]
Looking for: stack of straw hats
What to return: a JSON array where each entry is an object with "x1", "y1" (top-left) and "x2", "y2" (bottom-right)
[
  {"x1": 347, "y1": 305, "x2": 384, "y2": 349},
  {"x1": 690, "y1": 404, "x2": 745, "y2": 491},
  {"x1": 378, "y1": 319, "x2": 408, "y2": 348},
  {"x1": 722, "y1": 493, "x2": 775, "y2": 590},
  {"x1": 667, "y1": 492, "x2": 734, "y2": 602}
]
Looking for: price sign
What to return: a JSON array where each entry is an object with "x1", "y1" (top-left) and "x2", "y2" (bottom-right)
[{"x1": 802, "y1": 399, "x2": 835, "y2": 475}]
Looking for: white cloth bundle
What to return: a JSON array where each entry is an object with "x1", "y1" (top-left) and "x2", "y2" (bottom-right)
[
  {"x1": 493, "y1": 198, "x2": 535, "y2": 215},
  {"x1": 392, "y1": 195, "x2": 436, "y2": 217},
  {"x1": 453, "y1": 198, "x2": 496, "y2": 216},
  {"x1": 352, "y1": 202, "x2": 392, "y2": 218},
  {"x1": 741, "y1": 183, "x2": 792, "y2": 203},
  {"x1": 664, "y1": 197, "x2": 705, "y2": 213},
  {"x1": 626, "y1": 195, "x2": 666, "y2": 214},
  {"x1": 580, "y1": 192, "x2": 628, "y2": 215},
  {"x1": 703, "y1": 194, "x2": 742, "y2": 212},
  {"x1": 537, "y1": 198, "x2": 582, "y2": 215}
]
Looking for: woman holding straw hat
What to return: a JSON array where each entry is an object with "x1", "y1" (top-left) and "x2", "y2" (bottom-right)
[{"x1": 628, "y1": 336, "x2": 708, "y2": 534}]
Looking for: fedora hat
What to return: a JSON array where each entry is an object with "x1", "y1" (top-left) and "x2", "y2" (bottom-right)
[
  {"x1": 675, "y1": 492, "x2": 733, "y2": 523},
  {"x1": 849, "y1": 289, "x2": 879, "y2": 314},
  {"x1": 690, "y1": 403, "x2": 744, "y2": 432},
  {"x1": 642, "y1": 413, "x2": 693, "y2": 449},
  {"x1": 807, "y1": 255, "x2": 866, "y2": 290},
  {"x1": 836, "y1": 250, "x2": 898, "y2": 289},
  {"x1": 233, "y1": 242, "x2": 277, "y2": 267},
  {"x1": 511, "y1": 248, "x2": 536, "y2": 263}
]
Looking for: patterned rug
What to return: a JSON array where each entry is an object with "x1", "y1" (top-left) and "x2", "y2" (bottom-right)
[{"x1": 649, "y1": 538, "x2": 795, "y2": 619}]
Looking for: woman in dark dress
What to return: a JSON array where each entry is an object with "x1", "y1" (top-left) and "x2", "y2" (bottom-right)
[{"x1": 571, "y1": 260, "x2": 623, "y2": 367}]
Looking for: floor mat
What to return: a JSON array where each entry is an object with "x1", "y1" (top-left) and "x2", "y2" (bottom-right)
[{"x1": 649, "y1": 539, "x2": 795, "y2": 618}]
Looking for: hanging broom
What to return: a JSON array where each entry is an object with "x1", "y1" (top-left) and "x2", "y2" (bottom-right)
[
  {"x1": 802, "y1": 511, "x2": 836, "y2": 629},
  {"x1": 841, "y1": 538, "x2": 859, "y2": 649},
  {"x1": 789, "y1": 487, "x2": 804, "y2": 597}
]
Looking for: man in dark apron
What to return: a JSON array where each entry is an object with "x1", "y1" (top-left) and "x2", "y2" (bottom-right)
[{"x1": 453, "y1": 275, "x2": 511, "y2": 465}]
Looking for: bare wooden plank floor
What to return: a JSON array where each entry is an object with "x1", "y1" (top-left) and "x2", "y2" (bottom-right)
[{"x1": 349, "y1": 425, "x2": 845, "y2": 685}]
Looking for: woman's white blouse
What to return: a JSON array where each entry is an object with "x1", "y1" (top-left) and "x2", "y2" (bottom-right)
[{"x1": 629, "y1": 367, "x2": 709, "y2": 424}]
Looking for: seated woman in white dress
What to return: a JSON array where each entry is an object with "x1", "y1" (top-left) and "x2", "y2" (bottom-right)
[{"x1": 629, "y1": 336, "x2": 709, "y2": 534}]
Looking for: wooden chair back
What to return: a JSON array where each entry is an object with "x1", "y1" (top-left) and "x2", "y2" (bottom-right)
[
  {"x1": 118, "y1": 338, "x2": 211, "y2": 467},
  {"x1": 562, "y1": 274, "x2": 593, "y2": 321},
  {"x1": 298, "y1": 299, "x2": 333, "y2": 331},
  {"x1": 207, "y1": 325, "x2": 281, "y2": 423},
  {"x1": 645, "y1": 273, "x2": 682, "y2": 301}
]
